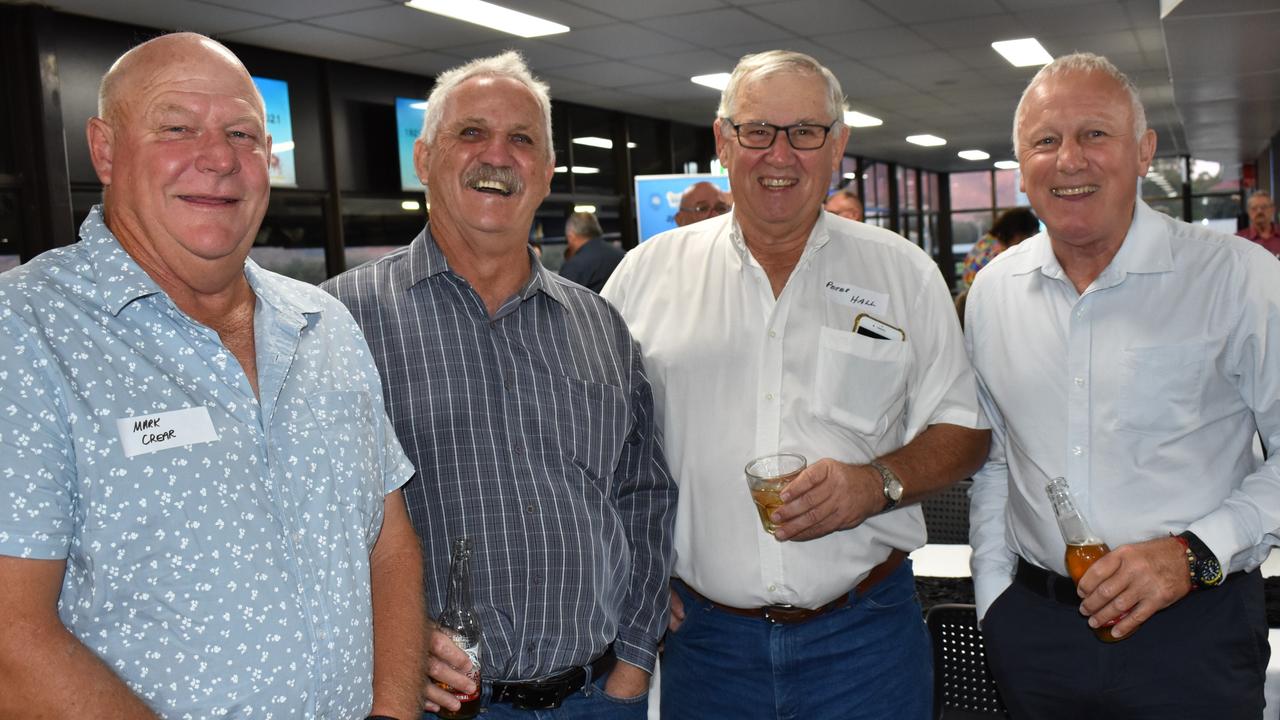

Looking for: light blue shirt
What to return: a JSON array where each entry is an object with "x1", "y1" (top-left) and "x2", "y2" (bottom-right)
[
  {"x1": 0, "y1": 207, "x2": 414, "y2": 718},
  {"x1": 965, "y1": 200, "x2": 1280, "y2": 619}
]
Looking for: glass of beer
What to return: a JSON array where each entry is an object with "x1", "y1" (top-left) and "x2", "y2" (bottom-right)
[{"x1": 744, "y1": 453, "x2": 806, "y2": 535}]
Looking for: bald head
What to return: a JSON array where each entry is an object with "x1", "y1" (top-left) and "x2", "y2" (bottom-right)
[
  {"x1": 98, "y1": 33, "x2": 262, "y2": 125},
  {"x1": 676, "y1": 181, "x2": 730, "y2": 227}
]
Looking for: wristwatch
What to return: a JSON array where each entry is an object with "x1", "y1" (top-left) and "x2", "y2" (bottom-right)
[
  {"x1": 870, "y1": 460, "x2": 904, "y2": 513},
  {"x1": 1176, "y1": 531, "x2": 1224, "y2": 589}
]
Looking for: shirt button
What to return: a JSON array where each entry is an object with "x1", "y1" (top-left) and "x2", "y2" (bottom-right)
[
  {"x1": 765, "y1": 393, "x2": 774, "y2": 401},
  {"x1": 769, "y1": 330, "x2": 777, "y2": 338},
  {"x1": 526, "y1": 504, "x2": 535, "y2": 513},
  {"x1": 768, "y1": 584, "x2": 777, "y2": 592},
  {"x1": 1074, "y1": 377, "x2": 1084, "y2": 387},
  {"x1": 1072, "y1": 446, "x2": 1083, "y2": 456},
  {"x1": 513, "y1": 443, "x2": 524, "y2": 456}
]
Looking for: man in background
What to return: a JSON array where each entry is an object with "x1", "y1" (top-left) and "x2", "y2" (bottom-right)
[
  {"x1": 1238, "y1": 190, "x2": 1279, "y2": 257},
  {"x1": 824, "y1": 187, "x2": 864, "y2": 221},
  {"x1": 323, "y1": 51, "x2": 675, "y2": 718},
  {"x1": 674, "y1": 180, "x2": 731, "y2": 226},
  {"x1": 966, "y1": 52, "x2": 1280, "y2": 718},
  {"x1": 604, "y1": 50, "x2": 987, "y2": 720},
  {"x1": 559, "y1": 210, "x2": 624, "y2": 292},
  {"x1": 0, "y1": 32, "x2": 424, "y2": 719}
]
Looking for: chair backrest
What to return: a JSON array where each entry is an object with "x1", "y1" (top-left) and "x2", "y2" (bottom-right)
[
  {"x1": 922, "y1": 479, "x2": 972, "y2": 544},
  {"x1": 925, "y1": 603, "x2": 1009, "y2": 720}
]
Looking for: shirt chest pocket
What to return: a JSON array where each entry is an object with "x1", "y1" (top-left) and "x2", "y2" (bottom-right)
[
  {"x1": 812, "y1": 326, "x2": 909, "y2": 437},
  {"x1": 304, "y1": 390, "x2": 384, "y2": 525},
  {"x1": 1115, "y1": 344, "x2": 1206, "y2": 435},
  {"x1": 561, "y1": 376, "x2": 630, "y2": 491}
]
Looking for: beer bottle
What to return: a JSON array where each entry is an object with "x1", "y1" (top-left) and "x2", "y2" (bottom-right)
[
  {"x1": 436, "y1": 537, "x2": 482, "y2": 719},
  {"x1": 1044, "y1": 477, "x2": 1122, "y2": 643}
]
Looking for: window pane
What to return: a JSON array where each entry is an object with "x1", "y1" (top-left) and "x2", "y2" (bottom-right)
[
  {"x1": 0, "y1": 190, "x2": 19, "y2": 272},
  {"x1": 343, "y1": 195, "x2": 425, "y2": 271},
  {"x1": 902, "y1": 167, "x2": 918, "y2": 210},
  {"x1": 1142, "y1": 157, "x2": 1185, "y2": 200},
  {"x1": 1190, "y1": 158, "x2": 1240, "y2": 194},
  {"x1": 564, "y1": 105, "x2": 617, "y2": 196},
  {"x1": 994, "y1": 169, "x2": 1019, "y2": 208},
  {"x1": 1191, "y1": 193, "x2": 1243, "y2": 235},
  {"x1": 922, "y1": 172, "x2": 938, "y2": 212},
  {"x1": 950, "y1": 171, "x2": 992, "y2": 210},
  {"x1": 251, "y1": 193, "x2": 328, "y2": 284},
  {"x1": 864, "y1": 162, "x2": 888, "y2": 215},
  {"x1": 551, "y1": 104, "x2": 572, "y2": 195},
  {"x1": 672, "y1": 122, "x2": 715, "y2": 174},
  {"x1": 950, "y1": 209, "x2": 993, "y2": 264},
  {"x1": 627, "y1": 116, "x2": 668, "y2": 177}
]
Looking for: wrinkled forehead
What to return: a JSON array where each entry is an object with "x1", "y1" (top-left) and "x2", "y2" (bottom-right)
[
  {"x1": 117, "y1": 45, "x2": 264, "y2": 121},
  {"x1": 1250, "y1": 195, "x2": 1275, "y2": 210}
]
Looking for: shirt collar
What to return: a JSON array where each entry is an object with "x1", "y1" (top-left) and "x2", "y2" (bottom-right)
[
  {"x1": 1002, "y1": 199, "x2": 1172, "y2": 283},
  {"x1": 80, "y1": 205, "x2": 164, "y2": 316},
  {"x1": 727, "y1": 208, "x2": 829, "y2": 262},
  {"x1": 403, "y1": 223, "x2": 568, "y2": 308}
]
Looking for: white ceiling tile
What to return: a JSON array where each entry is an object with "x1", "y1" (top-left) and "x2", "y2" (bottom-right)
[
  {"x1": 541, "y1": 23, "x2": 698, "y2": 58},
  {"x1": 629, "y1": 50, "x2": 739, "y2": 76},
  {"x1": 194, "y1": 0, "x2": 386, "y2": 21},
  {"x1": 546, "y1": 61, "x2": 676, "y2": 86},
  {"x1": 223, "y1": 22, "x2": 412, "y2": 61},
  {"x1": 864, "y1": 0, "x2": 1004, "y2": 23},
  {"x1": 559, "y1": 0, "x2": 729, "y2": 21},
  {"x1": 47, "y1": 0, "x2": 277, "y2": 34},
  {"x1": 911, "y1": 15, "x2": 1034, "y2": 50},
  {"x1": 715, "y1": 38, "x2": 838, "y2": 62},
  {"x1": 745, "y1": 0, "x2": 897, "y2": 37},
  {"x1": 493, "y1": 0, "x2": 618, "y2": 28},
  {"x1": 439, "y1": 39, "x2": 603, "y2": 70},
  {"x1": 359, "y1": 50, "x2": 469, "y2": 77},
  {"x1": 309, "y1": 5, "x2": 498, "y2": 49},
  {"x1": 638, "y1": 8, "x2": 795, "y2": 46},
  {"x1": 1016, "y1": 3, "x2": 1134, "y2": 36},
  {"x1": 812, "y1": 26, "x2": 935, "y2": 59}
]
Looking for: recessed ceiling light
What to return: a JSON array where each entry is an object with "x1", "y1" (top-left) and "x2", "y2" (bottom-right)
[
  {"x1": 574, "y1": 204, "x2": 597, "y2": 213},
  {"x1": 401, "y1": 200, "x2": 421, "y2": 211},
  {"x1": 843, "y1": 172, "x2": 856, "y2": 179},
  {"x1": 843, "y1": 110, "x2": 883, "y2": 128},
  {"x1": 404, "y1": 0, "x2": 569, "y2": 38},
  {"x1": 991, "y1": 38, "x2": 1053, "y2": 67},
  {"x1": 993, "y1": 160, "x2": 1020, "y2": 170},
  {"x1": 958, "y1": 150, "x2": 990, "y2": 161},
  {"x1": 691, "y1": 73, "x2": 731, "y2": 91},
  {"x1": 554, "y1": 166, "x2": 600, "y2": 174},
  {"x1": 573, "y1": 136, "x2": 636, "y2": 149},
  {"x1": 906, "y1": 134, "x2": 946, "y2": 147}
]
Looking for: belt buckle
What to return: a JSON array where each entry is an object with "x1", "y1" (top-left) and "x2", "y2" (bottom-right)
[
  {"x1": 761, "y1": 604, "x2": 806, "y2": 624},
  {"x1": 508, "y1": 683, "x2": 568, "y2": 710}
]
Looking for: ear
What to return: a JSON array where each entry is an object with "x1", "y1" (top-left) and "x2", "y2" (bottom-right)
[
  {"x1": 87, "y1": 117, "x2": 115, "y2": 186},
  {"x1": 713, "y1": 120, "x2": 729, "y2": 169},
  {"x1": 830, "y1": 125, "x2": 851, "y2": 174},
  {"x1": 1136, "y1": 128, "x2": 1157, "y2": 176},
  {"x1": 413, "y1": 137, "x2": 431, "y2": 186}
]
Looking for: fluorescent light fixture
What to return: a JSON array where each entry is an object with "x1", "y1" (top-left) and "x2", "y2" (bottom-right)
[
  {"x1": 958, "y1": 149, "x2": 990, "y2": 161},
  {"x1": 843, "y1": 172, "x2": 857, "y2": 179},
  {"x1": 401, "y1": 200, "x2": 422, "y2": 211},
  {"x1": 691, "y1": 73, "x2": 731, "y2": 91},
  {"x1": 843, "y1": 110, "x2": 883, "y2": 128},
  {"x1": 993, "y1": 160, "x2": 1020, "y2": 170},
  {"x1": 410, "y1": 101, "x2": 428, "y2": 111},
  {"x1": 273, "y1": 141, "x2": 295, "y2": 153},
  {"x1": 574, "y1": 204, "x2": 597, "y2": 213},
  {"x1": 404, "y1": 0, "x2": 569, "y2": 38},
  {"x1": 906, "y1": 134, "x2": 946, "y2": 147},
  {"x1": 554, "y1": 166, "x2": 600, "y2": 174},
  {"x1": 573, "y1": 136, "x2": 636, "y2": 149},
  {"x1": 991, "y1": 38, "x2": 1053, "y2": 67}
]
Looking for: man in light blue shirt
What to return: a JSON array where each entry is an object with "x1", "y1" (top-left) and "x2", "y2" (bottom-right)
[
  {"x1": 966, "y1": 52, "x2": 1280, "y2": 718},
  {"x1": 0, "y1": 33, "x2": 425, "y2": 719}
]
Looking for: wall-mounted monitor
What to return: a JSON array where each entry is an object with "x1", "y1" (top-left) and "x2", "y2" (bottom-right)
[
  {"x1": 396, "y1": 97, "x2": 428, "y2": 193},
  {"x1": 251, "y1": 76, "x2": 296, "y2": 188},
  {"x1": 634, "y1": 173, "x2": 731, "y2": 242}
]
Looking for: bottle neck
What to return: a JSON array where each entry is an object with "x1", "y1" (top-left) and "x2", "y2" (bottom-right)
[
  {"x1": 1047, "y1": 485, "x2": 1101, "y2": 546},
  {"x1": 444, "y1": 548, "x2": 471, "y2": 610}
]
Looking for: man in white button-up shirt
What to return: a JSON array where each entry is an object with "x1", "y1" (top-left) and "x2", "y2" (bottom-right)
[
  {"x1": 966, "y1": 52, "x2": 1280, "y2": 719},
  {"x1": 602, "y1": 50, "x2": 989, "y2": 720}
]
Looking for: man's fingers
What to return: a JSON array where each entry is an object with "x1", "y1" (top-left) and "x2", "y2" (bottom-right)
[{"x1": 423, "y1": 683, "x2": 462, "y2": 712}]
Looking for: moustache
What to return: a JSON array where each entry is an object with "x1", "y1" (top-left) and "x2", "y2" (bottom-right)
[{"x1": 463, "y1": 164, "x2": 523, "y2": 197}]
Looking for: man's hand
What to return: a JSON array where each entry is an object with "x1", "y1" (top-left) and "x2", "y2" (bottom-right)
[
  {"x1": 1076, "y1": 536, "x2": 1193, "y2": 640},
  {"x1": 771, "y1": 459, "x2": 883, "y2": 541},
  {"x1": 602, "y1": 661, "x2": 650, "y2": 700},
  {"x1": 667, "y1": 585, "x2": 686, "y2": 633},
  {"x1": 422, "y1": 626, "x2": 475, "y2": 715}
]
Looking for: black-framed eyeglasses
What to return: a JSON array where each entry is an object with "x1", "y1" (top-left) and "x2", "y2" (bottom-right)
[
  {"x1": 726, "y1": 120, "x2": 836, "y2": 150},
  {"x1": 679, "y1": 202, "x2": 731, "y2": 215}
]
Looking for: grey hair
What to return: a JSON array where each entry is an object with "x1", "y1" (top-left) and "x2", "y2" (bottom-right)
[
  {"x1": 565, "y1": 211, "x2": 602, "y2": 240},
  {"x1": 419, "y1": 50, "x2": 554, "y2": 160},
  {"x1": 716, "y1": 50, "x2": 847, "y2": 128},
  {"x1": 1012, "y1": 52, "x2": 1147, "y2": 159},
  {"x1": 1248, "y1": 190, "x2": 1274, "y2": 204}
]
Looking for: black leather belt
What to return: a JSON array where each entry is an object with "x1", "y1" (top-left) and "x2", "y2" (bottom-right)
[
  {"x1": 1015, "y1": 557, "x2": 1081, "y2": 605},
  {"x1": 489, "y1": 647, "x2": 617, "y2": 710}
]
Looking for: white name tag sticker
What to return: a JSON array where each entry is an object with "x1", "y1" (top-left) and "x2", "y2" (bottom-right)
[
  {"x1": 116, "y1": 406, "x2": 219, "y2": 458},
  {"x1": 824, "y1": 280, "x2": 890, "y2": 314}
]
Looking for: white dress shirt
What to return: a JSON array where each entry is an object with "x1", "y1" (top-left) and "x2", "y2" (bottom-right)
[
  {"x1": 602, "y1": 211, "x2": 983, "y2": 608},
  {"x1": 965, "y1": 200, "x2": 1280, "y2": 620}
]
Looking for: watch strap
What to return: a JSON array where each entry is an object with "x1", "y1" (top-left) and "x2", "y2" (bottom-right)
[
  {"x1": 1177, "y1": 531, "x2": 1224, "y2": 588},
  {"x1": 1170, "y1": 533, "x2": 1197, "y2": 589},
  {"x1": 870, "y1": 460, "x2": 902, "y2": 513}
]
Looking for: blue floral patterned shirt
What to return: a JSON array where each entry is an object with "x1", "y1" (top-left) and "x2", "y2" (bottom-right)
[{"x1": 0, "y1": 207, "x2": 414, "y2": 719}]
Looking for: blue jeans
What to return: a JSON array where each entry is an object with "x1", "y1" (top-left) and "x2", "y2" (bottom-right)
[
  {"x1": 439, "y1": 666, "x2": 649, "y2": 720},
  {"x1": 661, "y1": 560, "x2": 931, "y2": 720}
]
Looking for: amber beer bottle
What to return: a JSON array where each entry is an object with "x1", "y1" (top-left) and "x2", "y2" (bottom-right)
[
  {"x1": 1044, "y1": 477, "x2": 1122, "y2": 643},
  {"x1": 436, "y1": 537, "x2": 482, "y2": 719}
]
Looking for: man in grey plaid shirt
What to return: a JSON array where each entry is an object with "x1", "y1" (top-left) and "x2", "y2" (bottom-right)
[{"x1": 323, "y1": 51, "x2": 676, "y2": 719}]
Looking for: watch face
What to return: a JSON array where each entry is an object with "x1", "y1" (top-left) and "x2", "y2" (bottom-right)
[
  {"x1": 886, "y1": 478, "x2": 903, "y2": 501},
  {"x1": 1197, "y1": 556, "x2": 1225, "y2": 587}
]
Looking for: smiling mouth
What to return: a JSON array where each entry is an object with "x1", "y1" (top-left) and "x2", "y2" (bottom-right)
[
  {"x1": 470, "y1": 179, "x2": 513, "y2": 197},
  {"x1": 1051, "y1": 185, "x2": 1099, "y2": 197},
  {"x1": 178, "y1": 195, "x2": 238, "y2": 206},
  {"x1": 759, "y1": 177, "x2": 797, "y2": 189}
]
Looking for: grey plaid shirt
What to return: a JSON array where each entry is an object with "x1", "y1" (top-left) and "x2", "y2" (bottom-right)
[{"x1": 322, "y1": 226, "x2": 676, "y2": 680}]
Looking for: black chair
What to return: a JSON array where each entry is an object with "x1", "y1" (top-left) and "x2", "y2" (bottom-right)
[
  {"x1": 922, "y1": 479, "x2": 972, "y2": 544},
  {"x1": 925, "y1": 603, "x2": 1009, "y2": 720}
]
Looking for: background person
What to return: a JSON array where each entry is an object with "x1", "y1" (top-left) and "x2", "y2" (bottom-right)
[
  {"x1": 1238, "y1": 190, "x2": 1279, "y2": 257},
  {"x1": 824, "y1": 187, "x2": 864, "y2": 221},
  {"x1": 559, "y1": 210, "x2": 624, "y2": 292},
  {"x1": 674, "y1": 180, "x2": 731, "y2": 226}
]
